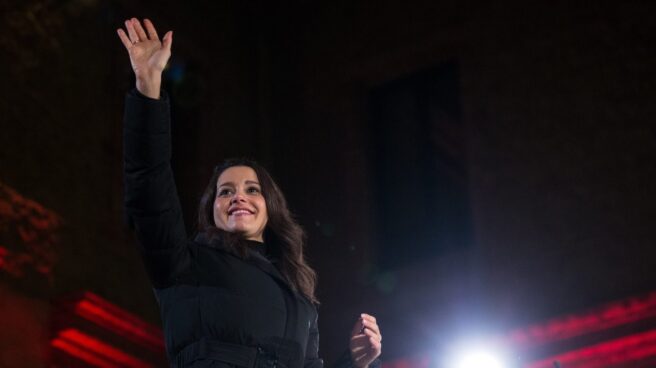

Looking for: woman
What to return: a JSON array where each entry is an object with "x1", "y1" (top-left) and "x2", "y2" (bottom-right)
[{"x1": 117, "y1": 18, "x2": 382, "y2": 368}]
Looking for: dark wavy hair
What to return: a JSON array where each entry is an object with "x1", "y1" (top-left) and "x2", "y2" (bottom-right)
[{"x1": 197, "y1": 158, "x2": 318, "y2": 304}]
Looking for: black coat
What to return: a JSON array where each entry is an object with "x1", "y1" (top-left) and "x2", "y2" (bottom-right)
[{"x1": 123, "y1": 90, "x2": 376, "y2": 368}]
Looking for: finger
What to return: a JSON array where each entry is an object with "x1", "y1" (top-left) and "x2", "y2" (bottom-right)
[
  {"x1": 132, "y1": 18, "x2": 149, "y2": 41},
  {"x1": 357, "y1": 319, "x2": 379, "y2": 337},
  {"x1": 116, "y1": 29, "x2": 133, "y2": 50},
  {"x1": 351, "y1": 334, "x2": 370, "y2": 344},
  {"x1": 350, "y1": 335, "x2": 371, "y2": 353},
  {"x1": 125, "y1": 19, "x2": 139, "y2": 43},
  {"x1": 351, "y1": 350, "x2": 380, "y2": 366},
  {"x1": 162, "y1": 31, "x2": 173, "y2": 51},
  {"x1": 369, "y1": 336, "x2": 382, "y2": 350},
  {"x1": 364, "y1": 329, "x2": 383, "y2": 341},
  {"x1": 362, "y1": 319, "x2": 381, "y2": 335},
  {"x1": 353, "y1": 344, "x2": 379, "y2": 359},
  {"x1": 359, "y1": 340, "x2": 381, "y2": 360},
  {"x1": 353, "y1": 332, "x2": 382, "y2": 348},
  {"x1": 358, "y1": 314, "x2": 377, "y2": 334},
  {"x1": 352, "y1": 351, "x2": 369, "y2": 364},
  {"x1": 352, "y1": 333, "x2": 380, "y2": 347},
  {"x1": 351, "y1": 344, "x2": 367, "y2": 355},
  {"x1": 363, "y1": 328, "x2": 382, "y2": 342},
  {"x1": 351, "y1": 319, "x2": 365, "y2": 336},
  {"x1": 143, "y1": 18, "x2": 159, "y2": 40}
]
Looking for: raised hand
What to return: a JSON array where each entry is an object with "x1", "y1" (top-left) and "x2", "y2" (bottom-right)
[
  {"x1": 349, "y1": 314, "x2": 382, "y2": 368},
  {"x1": 117, "y1": 18, "x2": 172, "y2": 99}
]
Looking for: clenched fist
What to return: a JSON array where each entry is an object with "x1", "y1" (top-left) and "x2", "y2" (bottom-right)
[{"x1": 349, "y1": 313, "x2": 382, "y2": 368}]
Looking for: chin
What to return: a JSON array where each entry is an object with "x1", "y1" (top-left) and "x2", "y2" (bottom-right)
[{"x1": 230, "y1": 226, "x2": 255, "y2": 235}]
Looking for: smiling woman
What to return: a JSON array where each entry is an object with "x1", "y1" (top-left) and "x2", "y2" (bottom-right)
[
  {"x1": 195, "y1": 158, "x2": 319, "y2": 303},
  {"x1": 213, "y1": 166, "x2": 268, "y2": 242},
  {"x1": 118, "y1": 18, "x2": 382, "y2": 368}
]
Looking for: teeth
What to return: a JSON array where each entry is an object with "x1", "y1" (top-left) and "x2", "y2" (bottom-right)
[{"x1": 231, "y1": 210, "x2": 251, "y2": 215}]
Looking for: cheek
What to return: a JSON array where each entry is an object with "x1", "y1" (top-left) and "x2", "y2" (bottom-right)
[
  {"x1": 213, "y1": 199, "x2": 227, "y2": 224},
  {"x1": 258, "y1": 199, "x2": 269, "y2": 223}
]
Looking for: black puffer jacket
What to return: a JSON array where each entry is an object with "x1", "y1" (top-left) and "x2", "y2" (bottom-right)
[{"x1": 123, "y1": 89, "x2": 379, "y2": 368}]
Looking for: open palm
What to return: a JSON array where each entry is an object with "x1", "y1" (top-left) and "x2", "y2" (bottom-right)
[{"x1": 117, "y1": 18, "x2": 172, "y2": 98}]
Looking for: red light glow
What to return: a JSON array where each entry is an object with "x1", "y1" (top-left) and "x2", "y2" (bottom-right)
[
  {"x1": 526, "y1": 329, "x2": 656, "y2": 368},
  {"x1": 51, "y1": 328, "x2": 152, "y2": 368},
  {"x1": 508, "y1": 291, "x2": 656, "y2": 349},
  {"x1": 75, "y1": 292, "x2": 164, "y2": 352},
  {"x1": 0, "y1": 181, "x2": 61, "y2": 280},
  {"x1": 51, "y1": 338, "x2": 116, "y2": 368}
]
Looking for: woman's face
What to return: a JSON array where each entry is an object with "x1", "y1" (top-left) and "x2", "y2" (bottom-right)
[{"x1": 213, "y1": 166, "x2": 268, "y2": 242}]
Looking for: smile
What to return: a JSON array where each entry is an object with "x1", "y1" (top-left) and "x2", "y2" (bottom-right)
[{"x1": 229, "y1": 209, "x2": 254, "y2": 216}]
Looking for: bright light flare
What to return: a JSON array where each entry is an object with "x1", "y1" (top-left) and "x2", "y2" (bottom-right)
[
  {"x1": 454, "y1": 349, "x2": 506, "y2": 368},
  {"x1": 442, "y1": 339, "x2": 511, "y2": 368}
]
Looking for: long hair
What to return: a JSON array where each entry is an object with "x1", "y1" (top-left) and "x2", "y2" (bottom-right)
[{"x1": 197, "y1": 158, "x2": 318, "y2": 304}]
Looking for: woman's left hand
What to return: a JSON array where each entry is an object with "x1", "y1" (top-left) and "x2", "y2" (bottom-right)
[{"x1": 349, "y1": 313, "x2": 382, "y2": 368}]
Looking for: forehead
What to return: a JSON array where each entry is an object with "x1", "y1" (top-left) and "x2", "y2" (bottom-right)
[{"x1": 217, "y1": 166, "x2": 259, "y2": 186}]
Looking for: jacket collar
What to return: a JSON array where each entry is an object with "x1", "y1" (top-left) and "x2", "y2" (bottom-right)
[{"x1": 194, "y1": 232, "x2": 296, "y2": 295}]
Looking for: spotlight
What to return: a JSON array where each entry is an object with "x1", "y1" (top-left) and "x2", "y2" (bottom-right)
[
  {"x1": 442, "y1": 340, "x2": 510, "y2": 368},
  {"x1": 454, "y1": 349, "x2": 506, "y2": 368}
]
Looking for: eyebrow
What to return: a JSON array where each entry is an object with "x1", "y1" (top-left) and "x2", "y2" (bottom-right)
[{"x1": 217, "y1": 180, "x2": 261, "y2": 188}]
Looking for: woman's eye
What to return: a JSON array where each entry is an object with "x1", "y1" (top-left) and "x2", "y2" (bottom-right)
[
  {"x1": 247, "y1": 187, "x2": 260, "y2": 194},
  {"x1": 218, "y1": 189, "x2": 233, "y2": 196}
]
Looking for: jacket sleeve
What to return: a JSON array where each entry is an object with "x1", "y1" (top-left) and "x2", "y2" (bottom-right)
[
  {"x1": 304, "y1": 312, "x2": 324, "y2": 368},
  {"x1": 333, "y1": 350, "x2": 381, "y2": 368},
  {"x1": 123, "y1": 89, "x2": 190, "y2": 289}
]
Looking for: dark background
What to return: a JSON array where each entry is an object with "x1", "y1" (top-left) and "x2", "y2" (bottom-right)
[{"x1": 1, "y1": 0, "x2": 655, "y2": 366}]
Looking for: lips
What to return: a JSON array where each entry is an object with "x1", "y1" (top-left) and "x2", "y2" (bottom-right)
[{"x1": 228, "y1": 207, "x2": 254, "y2": 216}]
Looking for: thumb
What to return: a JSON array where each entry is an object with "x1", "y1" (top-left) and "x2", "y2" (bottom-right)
[{"x1": 162, "y1": 31, "x2": 173, "y2": 51}]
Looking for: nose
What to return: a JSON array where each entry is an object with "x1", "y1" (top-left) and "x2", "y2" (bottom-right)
[{"x1": 230, "y1": 192, "x2": 246, "y2": 204}]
